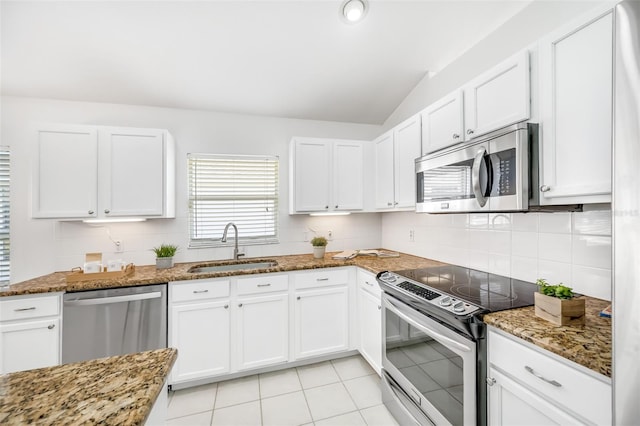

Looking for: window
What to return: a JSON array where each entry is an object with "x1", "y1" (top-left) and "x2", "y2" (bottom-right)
[
  {"x1": 0, "y1": 147, "x2": 9, "y2": 284},
  {"x1": 188, "y1": 154, "x2": 278, "y2": 247}
]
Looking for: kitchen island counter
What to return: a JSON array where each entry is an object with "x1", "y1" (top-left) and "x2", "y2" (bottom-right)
[
  {"x1": 0, "y1": 348, "x2": 177, "y2": 425},
  {"x1": 484, "y1": 297, "x2": 611, "y2": 378},
  {"x1": 0, "y1": 251, "x2": 444, "y2": 296}
]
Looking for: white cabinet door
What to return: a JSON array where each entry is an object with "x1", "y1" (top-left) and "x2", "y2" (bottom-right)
[
  {"x1": 539, "y1": 9, "x2": 613, "y2": 204},
  {"x1": 357, "y1": 270, "x2": 382, "y2": 375},
  {"x1": 98, "y1": 127, "x2": 166, "y2": 217},
  {"x1": 0, "y1": 318, "x2": 60, "y2": 374},
  {"x1": 464, "y1": 51, "x2": 530, "y2": 140},
  {"x1": 292, "y1": 139, "x2": 332, "y2": 212},
  {"x1": 236, "y1": 293, "x2": 289, "y2": 371},
  {"x1": 32, "y1": 124, "x2": 98, "y2": 218},
  {"x1": 294, "y1": 286, "x2": 349, "y2": 359},
  {"x1": 421, "y1": 91, "x2": 464, "y2": 154},
  {"x1": 333, "y1": 141, "x2": 364, "y2": 211},
  {"x1": 169, "y1": 300, "x2": 230, "y2": 384},
  {"x1": 393, "y1": 115, "x2": 421, "y2": 209},
  {"x1": 488, "y1": 368, "x2": 582, "y2": 426},
  {"x1": 374, "y1": 132, "x2": 395, "y2": 209}
]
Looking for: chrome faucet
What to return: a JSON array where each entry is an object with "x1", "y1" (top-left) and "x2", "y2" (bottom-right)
[{"x1": 221, "y1": 222, "x2": 244, "y2": 260}]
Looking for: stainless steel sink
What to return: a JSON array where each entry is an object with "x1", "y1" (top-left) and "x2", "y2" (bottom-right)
[{"x1": 188, "y1": 260, "x2": 278, "y2": 273}]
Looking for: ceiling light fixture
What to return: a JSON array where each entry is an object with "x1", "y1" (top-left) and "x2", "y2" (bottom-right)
[{"x1": 341, "y1": 0, "x2": 367, "y2": 23}]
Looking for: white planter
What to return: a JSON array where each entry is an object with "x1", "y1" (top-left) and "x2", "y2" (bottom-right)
[
  {"x1": 312, "y1": 246, "x2": 326, "y2": 259},
  {"x1": 156, "y1": 257, "x2": 174, "y2": 269}
]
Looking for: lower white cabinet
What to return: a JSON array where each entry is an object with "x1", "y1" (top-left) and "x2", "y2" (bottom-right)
[
  {"x1": 0, "y1": 293, "x2": 61, "y2": 374},
  {"x1": 356, "y1": 269, "x2": 382, "y2": 375},
  {"x1": 487, "y1": 328, "x2": 611, "y2": 426}
]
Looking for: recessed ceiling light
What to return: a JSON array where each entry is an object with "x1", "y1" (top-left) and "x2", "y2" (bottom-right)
[{"x1": 341, "y1": 0, "x2": 367, "y2": 23}]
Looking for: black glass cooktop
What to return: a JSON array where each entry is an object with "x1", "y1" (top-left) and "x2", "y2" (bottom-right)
[{"x1": 394, "y1": 265, "x2": 537, "y2": 312}]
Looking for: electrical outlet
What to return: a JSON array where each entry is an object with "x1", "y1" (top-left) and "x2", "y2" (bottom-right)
[
  {"x1": 303, "y1": 232, "x2": 309, "y2": 242},
  {"x1": 409, "y1": 230, "x2": 415, "y2": 242},
  {"x1": 328, "y1": 230, "x2": 333, "y2": 240},
  {"x1": 115, "y1": 240, "x2": 124, "y2": 253}
]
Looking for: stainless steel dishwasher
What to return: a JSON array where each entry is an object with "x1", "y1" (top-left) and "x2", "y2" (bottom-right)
[{"x1": 62, "y1": 284, "x2": 167, "y2": 364}]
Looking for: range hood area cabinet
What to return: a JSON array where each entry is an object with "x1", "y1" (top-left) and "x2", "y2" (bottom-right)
[
  {"x1": 31, "y1": 124, "x2": 176, "y2": 220},
  {"x1": 289, "y1": 137, "x2": 365, "y2": 214}
]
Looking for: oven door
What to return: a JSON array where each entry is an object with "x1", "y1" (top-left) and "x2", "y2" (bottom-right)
[{"x1": 382, "y1": 294, "x2": 477, "y2": 426}]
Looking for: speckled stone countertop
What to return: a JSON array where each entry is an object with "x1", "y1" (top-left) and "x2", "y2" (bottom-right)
[
  {"x1": 0, "y1": 348, "x2": 177, "y2": 425},
  {"x1": 484, "y1": 297, "x2": 611, "y2": 378},
  {"x1": 0, "y1": 251, "x2": 443, "y2": 297}
]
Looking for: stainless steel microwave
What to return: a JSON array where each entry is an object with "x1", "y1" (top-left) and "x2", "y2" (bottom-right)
[{"x1": 416, "y1": 122, "x2": 538, "y2": 213}]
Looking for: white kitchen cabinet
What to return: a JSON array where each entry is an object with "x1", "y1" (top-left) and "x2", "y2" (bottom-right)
[
  {"x1": 464, "y1": 51, "x2": 530, "y2": 140},
  {"x1": 32, "y1": 123, "x2": 175, "y2": 219},
  {"x1": 487, "y1": 328, "x2": 611, "y2": 426},
  {"x1": 374, "y1": 114, "x2": 421, "y2": 210},
  {"x1": 356, "y1": 269, "x2": 382, "y2": 375},
  {"x1": 421, "y1": 90, "x2": 464, "y2": 154},
  {"x1": 289, "y1": 138, "x2": 364, "y2": 213},
  {"x1": 0, "y1": 293, "x2": 61, "y2": 374},
  {"x1": 538, "y1": 7, "x2": 613, "y2": 204},
  {"x1": 169, "y1": 280, "x2": 231, "y2": 385},
  {"x1": 235, "y1": 274, "x2": 289, "y2": 371},
  {"x1": 293, "y1": 269, "x2": 349, "y2": 359}
]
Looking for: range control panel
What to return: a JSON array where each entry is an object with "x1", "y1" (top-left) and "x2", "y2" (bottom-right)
[{"x1": 377, "y1": 271, "x2": 481, "y2": 316}]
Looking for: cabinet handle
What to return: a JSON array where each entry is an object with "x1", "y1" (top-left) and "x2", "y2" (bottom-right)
[
  {"x1": 325, "y1": 205, "x2": 329, "y2": 209},
  {"x1": 486, "y1": 377, "x2": 496, "y2": 386},
  {"x1": 364, "y1": 281, "x2": 373, "y2": 286},
  {"x1": 335, "y1": 205, "x2": 339, "y2": 209},
  {"x1": 257, "y1": 283, "x2": 271, "y2": 287},
  {"x1": 387, "y1": 202, "x2": 392, "y2": 206},
  {"x1": 48, "y1": 324, "x2": 55, "y2": 330},
  {"x1": 14, "y1": 307, "x2": 36, "y2": 312},
  {"x1": 193, "y1": 289, "x2": 209, "y2": 294},
  {"x1": 224, "y1": 304, "x2": 229, "y2": 309},
  {"x1": 452, "y1": 133, "x2": 460, "y2": 139},
  {"x1": 524, "y1": 366, "x2": 562, "y2": 387},
  {"x1": 394, "y1": 202, "x2": 398, "y2": 206},
  {"x1": 378, "y1": 305, "x2": 382, "y2": 310},
  {"x1": 467, "y1": 129, "x2": 475, "y2": 135},
  {"x1": 540, "y1": 185, "x2": 551, "y2": 192},
  {"x1": 316, "y1": 278, "x2": 329, "y2": 282},
  {"x1": 104, "y1": 209, "x2": 110, "y2": 214},
  {"x1": 238, "y1": 303, "x2": 243, "y2": 307},
  {"x1": 88, "y1": 210, "x2": 95, "y2": 215},
  {"x1": 297, "y1": 296, "x2": 301, "y2": 300}
]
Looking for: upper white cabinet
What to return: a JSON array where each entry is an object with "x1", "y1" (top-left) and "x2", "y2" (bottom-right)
[
  {"x1": 290, "y1": 138, "x2": 364, "y2": 213},
  {"x1": 421, "y1": 90, "x2": 464, "y2": 154},
  {"x1": 539, "y1": 7, "x2": 613, "y2": 204},
  {"x1": 375, "y1": 114, "x2": 421, "y2": 210},
  {"x1": 32, "y1": 124, "x2": 175, "y2": 219},
  {"x1": 463, "y1": 51, "x2": 530, "y2": 140}
]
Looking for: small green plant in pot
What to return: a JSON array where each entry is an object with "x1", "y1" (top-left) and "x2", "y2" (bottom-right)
[
  {"x1": 534, "y1": 278, "x2": 585, "y2": 325},
  {"x1": 152, "y1": 244, "x2": 179, "y2": 269},
  {"x1": 311, "y1": 236, "x2": 328, "y2": 259}
]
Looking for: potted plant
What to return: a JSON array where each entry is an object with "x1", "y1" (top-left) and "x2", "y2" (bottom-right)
[
  {"x1": 152, "y1": 244, "x2": 179, "y2": 269},
  {"x1": 310, "y1": 236, "x2": 328, "y2": 259},
  {"x1": 534, "y1": 279, "x2": 585, "y2": 326}
]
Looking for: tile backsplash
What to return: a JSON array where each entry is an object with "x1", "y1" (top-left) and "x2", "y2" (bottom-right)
[{"x1": 381, "y1": 207, "x2": 612, "y2": 301}]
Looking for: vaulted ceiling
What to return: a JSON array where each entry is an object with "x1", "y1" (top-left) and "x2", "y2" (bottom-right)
[{"x1": 1, "y1": 1, "x2": 533, "y2": 124}]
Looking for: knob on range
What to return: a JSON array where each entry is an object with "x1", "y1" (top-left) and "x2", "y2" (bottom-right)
[
  {"x1": 439, "y1": 296, "x2": 452, "y2": 307},
  {"x1": 380, "y1": 272, "x2": 397, "y2": 283},
  {"x1": 453, "y1": 301, "x2": 466, "y2": 313}
]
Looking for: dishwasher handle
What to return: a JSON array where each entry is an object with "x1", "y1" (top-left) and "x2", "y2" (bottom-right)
[{"x1": 64, "y1": 291, "x2": 162, "y2": 307}]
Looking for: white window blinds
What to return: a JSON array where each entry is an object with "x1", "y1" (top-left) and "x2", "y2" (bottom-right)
[
  {"x1": 188, "y1": 154, "x2": 279, "y2": 247},
  {"x1": 0, "y1": 147, "x2": 9, "y2": 284}
]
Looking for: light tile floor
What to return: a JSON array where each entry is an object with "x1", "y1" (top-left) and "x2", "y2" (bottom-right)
[{"x1": 167, "y1": 355, "x2": 399, "y2": 426}]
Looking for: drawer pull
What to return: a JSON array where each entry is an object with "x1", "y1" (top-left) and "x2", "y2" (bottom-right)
[
  {"x1": 365, "y1": 281, "x2": 374, "y2": 286},
  {"x1": 316, "y1": 278, "x2": 329, "y2": 282},
  {"x1": 257, "y1": 284, "x2": 271, "y2": 287},
  {"x1": 525, "y1": 365, "x2": 562, "y2": 387},
  {"x1": 193, "y1": 290, "x2": 209, "y2": 294},
  {"x1": 14, "y1": 307, "x2": 36, "y2": 312},
  {"x1": 47, "y1": 324, "x2": 55, "y2": 330}
]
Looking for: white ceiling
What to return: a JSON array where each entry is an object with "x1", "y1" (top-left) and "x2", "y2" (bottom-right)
[{"x1": 1, "y1": 1, "x2": 533, "y2": 124}]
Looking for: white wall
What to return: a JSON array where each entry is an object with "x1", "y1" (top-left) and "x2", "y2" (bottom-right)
[
  {"x1": 2, "y1": 96, "x2": 383, "y2": 283},
  {"x1": 381, "y1": 207, "x2": 612, "y2": 301}
]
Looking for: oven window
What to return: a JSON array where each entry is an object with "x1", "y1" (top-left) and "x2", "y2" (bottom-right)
[{"x1": 386, "y1": 308, "x2": 464, "y2": 425}]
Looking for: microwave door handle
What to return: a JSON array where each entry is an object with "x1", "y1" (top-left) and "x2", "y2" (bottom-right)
[{"x1": 472, "y1": 147, "x2": 488, "y2": 207}]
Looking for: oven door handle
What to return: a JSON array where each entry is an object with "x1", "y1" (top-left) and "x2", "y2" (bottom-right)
[
  {"x1": 386, "y1": 298, "x2": 473, "y2": 353},
  {"x1": 382, "y1": 373, "x2": 436, "y2": 426},
  {"x1": 471, "y1": 146, "x2": 488, "y2": 208}
]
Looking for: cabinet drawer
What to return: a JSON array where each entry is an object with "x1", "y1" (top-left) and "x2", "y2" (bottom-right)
[
  {"x1": 237, "y1": 274, "x2": 288, "y2": 296},
  {"x1": 171, "y1": 280, "x2": 230, "y2": 303},
  {"x1": 0, "y1": 294, "x2": 60, "y2": 321},
  {"x1": 489, "y1": 330, "x2": 611, "y2": 425},
  {"x1": 293, "y1": 268, "x2": 349, "y2": 290}
]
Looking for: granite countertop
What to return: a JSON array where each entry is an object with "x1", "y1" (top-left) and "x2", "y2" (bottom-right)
[
  {"x1": 0, "y1": 251, "x2": 444, "y2": 297},
  {"x1": 484, "y1": 297, "x2": 612, "y2": 378},
  {"x1": 0, "y1": 348, "x2": 177, "y2": 425}
]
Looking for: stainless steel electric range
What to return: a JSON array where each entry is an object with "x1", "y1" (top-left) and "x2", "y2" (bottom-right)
[{"x1": 376, "y1": 265, "x2": 538, "y2": 426}]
